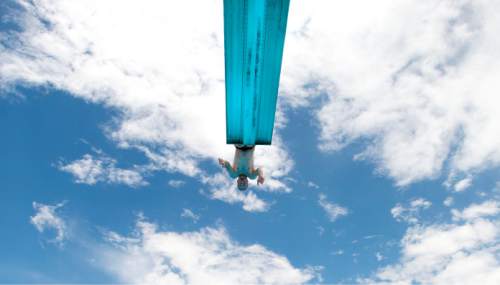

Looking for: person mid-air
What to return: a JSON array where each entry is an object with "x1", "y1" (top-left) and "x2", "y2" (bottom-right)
[{"x1": 218, "y1": 145, "x2": 265, "y2": 191}]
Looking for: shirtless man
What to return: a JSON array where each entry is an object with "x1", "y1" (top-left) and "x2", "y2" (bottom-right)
[{"x1": 218, "y1": 145, "x2": 265, "y2": 191}]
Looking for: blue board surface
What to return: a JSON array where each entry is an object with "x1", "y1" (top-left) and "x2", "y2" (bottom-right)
[{"x1": 224, "y1": 0, "x2": 290, "y2": 145}]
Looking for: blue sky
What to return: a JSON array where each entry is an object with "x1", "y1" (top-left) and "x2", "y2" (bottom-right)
[{"x1": 1, "y1": 1, "x2": 500, "y2": 284}]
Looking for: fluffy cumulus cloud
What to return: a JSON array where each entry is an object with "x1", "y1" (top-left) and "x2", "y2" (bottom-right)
[
  {"x1": 30, "y1": 201, "x2": 67, "y2": 245},
  {"x1": 3, "y1": 0, "x2": 500, "y2": 206},
  {"x1": 362, "y1": 200, "x2": 500, "y2": 284},
  {"x1": 58, "y1": 153, "x2": 146, "y2": 187},
  {"x1": 282, "y1": 0, "x2": 500, "y2": 186},
  {"x1": 98, "y1": 218, "x2": 316, "y2": 285},
  {"x1": 391, "y1": 198, "x2": 432, "y2": 224},
  {"x1": 318, "y1": 193, "x2": 348, "y2": 222},
  {"x1": 453, "y1": 177, "x2": 473, "y2": 192},
  {"x1": 3, "y1": 0, "x2": 499, "y2": 202},
  {"x1": 0, "y1": 0, "x2": 293, "y2": 210},
  {"x1": 452, "y1": 200, "x2": 500, "y2": 221}
]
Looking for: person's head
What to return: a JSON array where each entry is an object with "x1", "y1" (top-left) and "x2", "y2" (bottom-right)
[{"x1": 237, "y1": 175, "x2": 248, "y2": 191}]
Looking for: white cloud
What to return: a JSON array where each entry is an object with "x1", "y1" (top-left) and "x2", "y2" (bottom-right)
[
  {"x1": 318, "y1": 193, "x2": 348, "y2": 222},
  {"x1": 452, "y1": 200, "x2": 500, "y2": 221},
  {"x1": 454, "y1": 177, "x2": 473, "y2": 192},
  {"x1": 375, "y1": 252, "x2": 384, "y2": 262},
  {"x1": 168, "y1": 180, "x2": 185, "y2": 188},
  {"x1": 331, "y1": 250, "x2": 344, "y2": 256},
  {"x1": 180, "y1": 208, "x2": 200, "y2": 223},
  {"x1": 443, "y1": 196, "x2": 454, "y2": 207},
  {"x1": 108, "y1": 168, "x2": 146, "y2": 187},
  {"x1": 30, "y1": 201, "x2": 67, "y2": 245},
  {"x1": 0, "y1": 0, "x2": 294, "y2": 210},
  {"x1": 304, "y1": 265, "x2": 325, "y2": 283},
  {"x1": 58, "y1": 153, "x2": 146, "y2": 188},
  {"x1": 307, "y1": 181, "x2": 319, "y2": 189},
  {"x1": 362, "y1": 200, "x2": 500, "y2": 284},
  {"x1": 3, "y1": 0, "x2": 498, "y2": 209},
  {"x1": 0, "y1": 0, "x2": 500, "y2": 191},
  {"x1": 410, "y1": 198, "x2": 432, "y2": 209},
  {"x1": 4, "y1": 0, "x2": 498, "y2": 201},
  {"x1": 391, "y1": 198, "x2": 432, "y2": 224},
  {"x1": 58, "y1": 154, "x2": 104, "y2": 185},
  {"x1": 281, "y1": 0, "x2": 500, "y2": 186},
  {"x1": 98, "y1": 218, "x2": 316, "y2": 285}
]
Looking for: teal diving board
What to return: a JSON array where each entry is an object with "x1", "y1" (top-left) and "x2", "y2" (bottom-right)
[{"x1": 224, "y1": 0, "x2": 290, "y2": 145}]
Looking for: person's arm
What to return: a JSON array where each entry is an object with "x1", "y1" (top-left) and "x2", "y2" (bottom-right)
[
  {"x1": 252, "y1": 168, "x2": 264, "y2": 185},
  {"x1": 258, "y1": 168, "x2": 264, "y2": 185},
  {"x1": 218, "y1": 158, "x2": 238, "y2": 178}
]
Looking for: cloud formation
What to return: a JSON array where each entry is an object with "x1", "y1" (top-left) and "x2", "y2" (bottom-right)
[
  {"x1": 58, "y1": 153, "x2": 146, "y2": 187},
  {"x1": 391, "y1": 198, "x2": 432, "y2": 224},
  {"x1": 3, "y1": 0, "x2": 499, "y2": 197},
  {"x1": 0, "y1": 0, "x2": 293, "y2": 210},
  {"x1": 452, "y1": 200, "x2": 500, "y2": 221},
  {"x1": 168, "y1": 180, "x2": 185, "y2": 188},
  {"x1": 3, "y1": 0, "x2": 500, "y2": 210},
  {"x1": 444, "y1": 196, "x2": 454, "y2": 207},
  {"x1": 453, "y1": 177, "x2": 473, "y2": 192},
  {"x1": 30, "y1": 201, "x2": 67, "y2": 245},
  {"x1": 98, "y1": 217, "x2": 316, "y2": 285},
  {"x1": 282, "y1": 0, "x2": 500, "y2": 186},
  {"x1": 180, "y1": 208, "x2": 200, "y2": 223},
  {"x1": 363, "y1": 200, "x2": 500, "y2": 284},
  {"x1": 318, "y1": 193, "x2": 348, "y2": 222}
]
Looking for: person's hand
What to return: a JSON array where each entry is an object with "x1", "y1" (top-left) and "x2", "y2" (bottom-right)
[
  {"x1": 257, "y1": 175, "x2": 265, "y2": 185},
  {"x1": 218, "y1": 158, "x2": 226, "y2": 167}
]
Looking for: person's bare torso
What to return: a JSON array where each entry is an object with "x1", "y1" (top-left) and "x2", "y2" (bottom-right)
[{"x1": 233, "y1": 145, "x2": 255, "y2": 175}]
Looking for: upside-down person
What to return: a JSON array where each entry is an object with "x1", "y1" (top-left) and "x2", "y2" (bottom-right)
[{"x1": 218, "y1": 145, "x2": 265, "y2": 191}]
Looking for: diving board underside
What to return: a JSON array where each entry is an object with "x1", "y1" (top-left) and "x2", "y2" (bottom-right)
[{"x1": 224, "y1": 0, "x2": 290, "y2": 145}]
